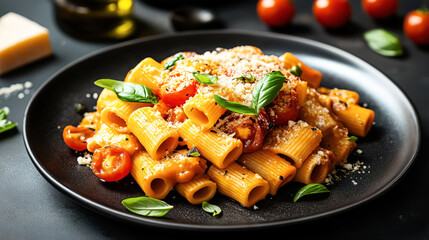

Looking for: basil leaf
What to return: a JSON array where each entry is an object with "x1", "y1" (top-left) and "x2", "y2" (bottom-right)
[
  {"x1": 94, "y1": 79, "x2": 158, "y2": 104},
  {"x1": 290, "y1": 65, "x2": 302, "y2": 77},
  {"x1": 122, "y1": 196, "x2": 173, "y2": 217},
  {"x1": 251, "y1": 71, "x2": 286, "y2": 113},
  {"x1": 364, "y1": 29, "x2": 403, "y2": 57},
  {"x1": 202, "y1": 201, "x2": 222, "y2": 216},
  {"x1": 164, "y1": 53, "x2": 185, "y2": 70},
  {"x1": 193, "y1": 71, "x2": 218, "y2": 85},
  {"x1": 346, "y1": 136, "x2": 358, "y2": 142},
  {"x1": 186, "y1": 146, "x2": 201, "y2": 157},
  {"x1": 293, "y1": 183, "x2": 330, "y2": 202},
  {"x1": 234, "y1": 73, "x2": 256, "y2": 83},
  {"x1": 0, "y1": 106, "x2": 10, "y2": 120},
  {"x1": 214, "y1": 95, "x2": 257, "y2": 116},
  {"x1": 0, "y1": 107, "x2": 17, "y2": 134}
]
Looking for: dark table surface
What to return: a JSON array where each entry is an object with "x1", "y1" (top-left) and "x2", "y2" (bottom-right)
[{"x1": 1, "y1": 0, "x2": 428, "y2": 238}]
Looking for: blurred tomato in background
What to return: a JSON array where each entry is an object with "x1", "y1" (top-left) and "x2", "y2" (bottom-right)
[{"x1": 257, "y1": 0, "x2": 296, "y2": 27}]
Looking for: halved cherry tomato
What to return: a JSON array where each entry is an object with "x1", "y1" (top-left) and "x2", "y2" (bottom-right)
[
  {"x1": 404, "y1": 9, "x2": 429, "y2": 45},
  {"x1": 63, "y1": 125, "x2": 95, "y2": 151},
  {"x1": 91, "y1": 146, "x2": 131, "y2": 182},
  {"x1": 218, "y1": 109, "x2": 270, "y2": 153},
  {"x1": 362, "y1": 0, "x2": 398, "y2": 19},
  {"x1": 313, "y1": 0, "x2": 352, "y2": 29},
  {"x1": 158, "y1": 74, "x2": 198, "y2": 106},
  {"x1": 267, "y1": 91, "x2": 300, "y2": 125},
  {"x1": 257, "y1": 0, "x2": 296, "y2": 27}
]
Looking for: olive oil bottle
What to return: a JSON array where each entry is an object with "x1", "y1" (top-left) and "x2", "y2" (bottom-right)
[{"x1": 54, "y1": 0, "x2": 135, "y2": 40}]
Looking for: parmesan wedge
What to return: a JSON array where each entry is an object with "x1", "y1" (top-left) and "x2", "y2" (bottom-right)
[{"x1": 0, "y1": 12, "x2": 52, "y2": 75}]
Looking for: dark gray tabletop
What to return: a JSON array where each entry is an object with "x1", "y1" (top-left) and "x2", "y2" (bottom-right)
[{"x1": 1, "y1": 0, "x2": 428, "y2": 238}]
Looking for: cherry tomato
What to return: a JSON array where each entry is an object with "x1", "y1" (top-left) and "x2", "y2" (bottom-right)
[
  {"x1": 219, "y1": 109, "x2": 270, "y2": 153},
  {"x1": 63, "y1": 125, "x2": 95, "y2": 151},
  {"x1": 267, "y1": 91, "x2": 300, "y2": 126},
  {"x1": 91, "y1": 146, "x2": 131, "y2": 182},
  {"x1": 257, "y1": 0, "x2": 296, "y2": 27},
  {"x1": 362, "y1": 0, "x2": 398, "y2": 19},
  {"x1": 404, "y1": 9, "x2": 429, "y2": 45},
  {"x1": 158, "y1": 74, "x2": 198, "y2": 107},
  {"x1": 313, "y1": 0, "x2": 352, "y2": 28}
]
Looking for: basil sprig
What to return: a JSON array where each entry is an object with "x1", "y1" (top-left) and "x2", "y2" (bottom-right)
[
  {"x1": 202, "y1": 201, "x2": 222, "y2": 216},
  {"x1": 186, "y1": 146, "x2": 201, "y2": 157},
  {"x1": 346, "y1": 135, "x2": 358, "y2": 142},
  {"x1": 290, "y1": 65, "x2": 302, "y2": 77},
  {"x1": 214, "y1": 71, "x2": 286, "y2": 116},
  {"x1": 293, "y1": 183, "x2": 330, "y2": 202},
  {"x1": 164, "y1": 53, "x2": 185, "y2": 70},
  {"x1": 122, "y1": 196, "x2": 173, "y2": 217},
  {"x1": 193, "y1": 71, "x2": 218, "y2": 85},
  {"x1": 233, "y1": 73, "x2": 256, "y2": 83},
  {"x1": 0, "y1": 107, "x2": 17, "y2": 134},
  {"x1": 94, "y1": 79, "x2": 158, "y2": 104},
  {"x1": 363, "y1": 29, "x2": 403, "y2": 57}
]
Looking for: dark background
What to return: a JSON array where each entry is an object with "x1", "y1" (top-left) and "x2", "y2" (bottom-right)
[{"x1": 1, "y1": 0, "x2": 428, "y2": 238}]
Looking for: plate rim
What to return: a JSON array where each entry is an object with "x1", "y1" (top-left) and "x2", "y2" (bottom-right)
[{"x1": 23, "y1": 29, "x2": 422, "y2": 230}]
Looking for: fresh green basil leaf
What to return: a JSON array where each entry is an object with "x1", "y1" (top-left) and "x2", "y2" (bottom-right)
[
  {"x1": 234, "y1": 73, "x2": 256, "y2": 83},
  {"x1": 346, "y1": 136, "x2": 358, "y2": 142},
  {"x1": 0, "y1": 106, "x2": 10, "y2": 120},
  {"x1": 0, "y1": 107, "x2": 17, "y2": 134},
  {"x1": 193, "y1": 71, "x2": 218, "y2": 85},
  {"x1": 364, "y1": 29, "x2": 403, "y2": 57},
  {"x1": 164, "y1": 53, "x2": 185, "y2": 70},
  {"x1": 293, "y1": 183, "x2": 330, "y2": 202},
  {"x1": 202, "y1": 201, "x2": 222, "y2": 216},
  {"x1": 290, "y1": 65, "x2": 302, "y2": 77},
  {"x1": 94, "y1": 79, "x2": 158, "y2": 104},
  {"x1": 186, "y1": 146, "x2": 201, "y2": 157},
  {"x1": 214, "y1": 95, "x2": 257, "y2": 116},
  {"x1": 122, "y1": 196, "x2": 173, "y2": 217},
  {"x1": 251, "y1": 71, "x2": 286, "y2": 113}
]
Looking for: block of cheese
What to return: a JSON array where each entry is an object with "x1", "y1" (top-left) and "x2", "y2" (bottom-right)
[{"x1": 0, "y1": 12, "x2": 52, "y2": 75}]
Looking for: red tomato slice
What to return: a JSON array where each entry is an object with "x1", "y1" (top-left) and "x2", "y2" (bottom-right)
[
  {"x1": 158, "y1": 74, "x2": 198, "y2": 107},
  {"x1": 63, "y1": 125, "x2": 95, "y2": 151},
  {"x1": 91, "y1": 146, "x2": 131, "y2": 182}
]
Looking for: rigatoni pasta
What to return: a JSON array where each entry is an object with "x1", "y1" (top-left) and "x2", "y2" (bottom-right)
[{"x1": 62, "y1": 45, "x2": 375, "y2": 209}]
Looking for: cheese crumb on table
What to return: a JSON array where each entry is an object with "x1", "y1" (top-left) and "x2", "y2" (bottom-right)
[{"x1": 0, "y1": 12, "x2": 52, "y2": 75}]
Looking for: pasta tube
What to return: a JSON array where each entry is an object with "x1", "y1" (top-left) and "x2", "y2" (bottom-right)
[
  {"x1": 128, "y1": 107, "x2": 179, "y2": 160},
  {"x1": 238, "y1": 149, "x2": 296, "y2": 195},
  {"x1": 279, "y1": 52, "x2": 322, "y2": 88},
  {"x1": 183, "y1": 91, "x2": 227, "y2": 130},
  {"x1": 331, "y1": 101, "x2": 375, "y2": 137},
  {"x1": 294, "y1": 147, "x2": 334, "y2": 184},
  {"x1": 318, "y1": 87, "x2": 359, "y2": 104},
  {"x1": 321, "y1": 126, "x2": 357, "y2": 167},
  {"x1": 175, "y1": 175, "x2": 217, "y2": 205},
  {"x1": 97, "y1": 89, "x2": 118, "y2": 113},
  {"x1": 208, "y1": 162, "x2": 269, "y2": 208},
  {"x1": 131, "y1": 150, "x2": 207, "y2": 199},
  {"x1": 263, "y1": 120, "x2": 322, "y2": 168},
  {"x1": 298, "y1": 95, "x2": 338, "y2": 135},
  {"x1": 178, "y1": 119, "x2": 243, "y2": 168},
  {"x1": 124, "y1": 57, "x2": 164, "y2": 94},
  {"x1": 100, "y1": 99, "x2": 149, "y2": 134}
]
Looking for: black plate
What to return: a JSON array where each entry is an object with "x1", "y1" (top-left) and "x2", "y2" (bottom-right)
[{"x1": 23, "y1": 30, "x2": 421, "y2": 230}]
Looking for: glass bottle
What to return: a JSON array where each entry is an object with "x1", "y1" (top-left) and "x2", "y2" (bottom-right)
[{"x1": 54, "y1": 0, "x2": 135, "y2": 40}]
